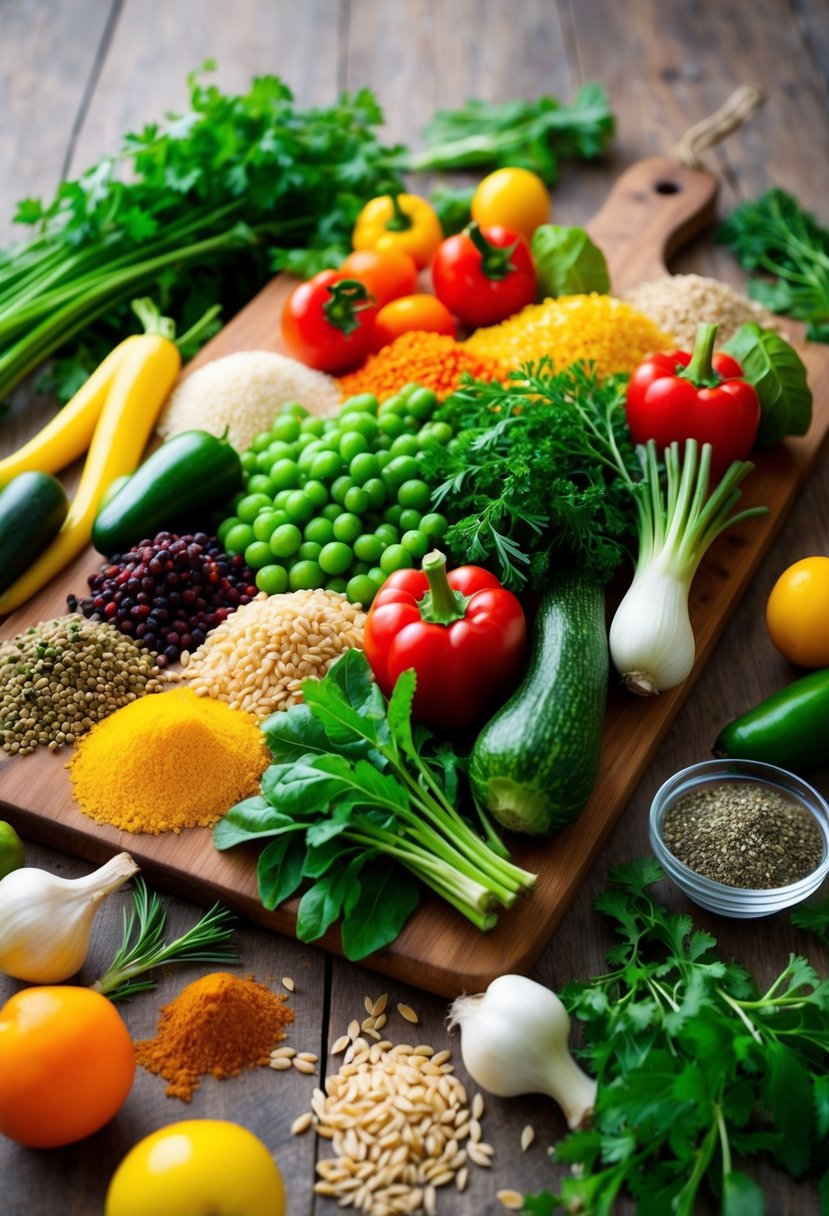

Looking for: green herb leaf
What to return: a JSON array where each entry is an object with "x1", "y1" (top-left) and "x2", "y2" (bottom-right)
[
  {"x1": 531, "y1": 224, "x2": 610, "y2": 297},
  {"x1": 257, "y1": 835, "x2": 306, "y2": 910},
  {"x1": 340, "y1": 862, "x2": 420, "y2": 960},
  {"x1": 212, "y1": 796, "x2": 294, "y2": 849},
  {"x1": 723, "y1": 322, "x2": 813, "y2": 448}
]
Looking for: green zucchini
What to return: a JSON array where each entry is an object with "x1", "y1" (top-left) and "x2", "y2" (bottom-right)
[
  {"x1": 468, "y1": 577, "x2": 608, "y2": 835},
  {"x1": 0, "y1": 471, "x2": 69, "y2": 595},
  {"x1": 713, "y1": 669, "x2": 829, "y2": 773},
  {"x1": 92, "y1": 429, "x2": 243, "y2": 555}
]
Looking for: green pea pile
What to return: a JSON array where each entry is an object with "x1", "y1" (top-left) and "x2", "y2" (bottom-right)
[{"x1": 217, "y1": 385, "x2": 451, "y2": 605}]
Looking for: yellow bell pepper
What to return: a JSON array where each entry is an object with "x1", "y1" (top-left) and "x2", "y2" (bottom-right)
[
  {"x1": 0, "y1": 337, "x2": 143, "y2": 489},
  {"x1": 352, "y1": 193, "x2": 443, "y2": 269},
  {"x1": 0, "y1": 333, "x2": 181, "y2": 617}
]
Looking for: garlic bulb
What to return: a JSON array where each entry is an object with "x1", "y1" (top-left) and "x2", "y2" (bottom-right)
[
  {"x1": 0, "y1": 852, "x2": 138, "y2": 983},
  {"x1": 447, "y1": 973, "x2": 596, "y2": 1130}
]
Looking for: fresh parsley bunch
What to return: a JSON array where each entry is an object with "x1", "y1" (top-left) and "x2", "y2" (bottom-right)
[{"x1": 526, "y1": 859, "x2": 829, "y2": 1215}]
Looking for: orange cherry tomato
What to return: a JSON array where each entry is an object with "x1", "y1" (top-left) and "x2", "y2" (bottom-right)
[
  {"x1": 0, "y1": 986, "x2": 135, "y2": 1147},
  {"x1": 339, "y1": 249, "x2": 418, "y2": 309},
  {"x1": 372, "y1": 294, "x2": 456, "y2": 350},
  {"x1": 766, "y1": 556, "x2": 829, "y2": 668},
  {"x1": 471, "y1": 167, "x2": 551, "y2": 240}
]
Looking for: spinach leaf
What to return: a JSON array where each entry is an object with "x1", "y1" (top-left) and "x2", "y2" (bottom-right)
[
  {"x1": 531, "y1": 225, "x2": 610, "y2": 298},
  {"x1": 724, "y1": 323, "x2": 812, "y2": 448}
]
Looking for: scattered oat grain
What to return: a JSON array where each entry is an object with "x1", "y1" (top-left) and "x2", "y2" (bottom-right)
[
  {"x1": 520, "y1": 1124, "x2": 535, "y2": 1151},
  {"x1": 291, "y1": 1111, "x2": 314, "y2": 1135},
  {"x1": 281, "y1": 976, "x2": 295, "y2": 992},
  {"x1": 397, "y1": 1003, "x2": 419, "y2": 1024},
  {"x1": 292, "y1": 1057, "x2": 317, "y2": 1075},
  {"x1": 497, "y1": 1189, "x2": 525, "y2": 1210}
]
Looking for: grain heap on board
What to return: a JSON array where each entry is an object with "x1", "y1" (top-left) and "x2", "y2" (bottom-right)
[
  {"x1": 621, "y1": 273, "x2": 783, "y2": 347},
  {"x1": 156, "y1": 350, "x2": 340, "y2": 452}
]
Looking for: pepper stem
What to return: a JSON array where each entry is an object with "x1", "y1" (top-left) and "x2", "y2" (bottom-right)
[
  {"x1": 385, "y1": 194, "x2": 413, "y2": 233},
  {"x1": 417, "y1": 550, "x2": 470, "y2": 625},
  {"x1": 681, "y1": 322, "x2": 721, "y2": 388},
  {"x1": 465, "y1": 221, "x2": 517, "y2": 281}
]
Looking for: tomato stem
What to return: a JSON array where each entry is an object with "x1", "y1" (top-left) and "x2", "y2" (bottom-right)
[
  {"x1": 322, "y1": 279, "x2": 374, "y2": 335},
  {"x1": 465, "y1": 221, "x2": 517, "y2": 281}
]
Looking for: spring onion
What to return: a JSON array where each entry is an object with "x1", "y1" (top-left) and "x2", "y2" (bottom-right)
[{"x1": 608, "y1": 438, "x2": 766, "y2": 695}]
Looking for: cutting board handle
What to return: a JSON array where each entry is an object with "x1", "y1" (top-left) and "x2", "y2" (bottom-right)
[{"x1": 585, "y1": 156, "x2": 719, "y2": 293}]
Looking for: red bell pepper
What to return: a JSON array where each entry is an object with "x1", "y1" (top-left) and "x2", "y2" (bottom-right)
[
  {"x1": 625, "y1": 322, "x2": 761, "y2": 478},
  {"x1": 363, "y1": 550, "x2": 526, "y2": 732}
]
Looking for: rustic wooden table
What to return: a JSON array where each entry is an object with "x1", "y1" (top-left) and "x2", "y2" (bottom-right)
[{"x1": 1, "y1": 1, "x2": 828, "y2": 1213}]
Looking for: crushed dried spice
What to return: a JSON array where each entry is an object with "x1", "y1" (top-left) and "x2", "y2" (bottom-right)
[{"x1": 136, "y1": 971, "x2": 294, "y2": 1101}]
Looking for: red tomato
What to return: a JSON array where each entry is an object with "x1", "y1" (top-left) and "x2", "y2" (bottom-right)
[
  {"x1": 372, "y1": 294, "x2": 456, "y2": 349},
  {"x1": 281, "y1": 270, "x2": 378, "y2": 373},
  {"x1": 431, "y1": 224, "x2": 536, "y2": 329},
  {"x1": 339, "y1": 249, "x2": 418, "y2": 308}
]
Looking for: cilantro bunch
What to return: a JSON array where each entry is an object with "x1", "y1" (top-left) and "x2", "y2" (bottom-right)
[
  {"x1": 0, "y1": 63, "x2": 406, "y2": 402},
  {"x1": 424, "y1": 362, "x2": 639, "y2": 591},
  {"x1": 526, "y1": 859, "x2": 829, "y2": 1215}
]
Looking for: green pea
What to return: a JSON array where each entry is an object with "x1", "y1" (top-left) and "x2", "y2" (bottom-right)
[
  {"x1": 298, "y1": 541, "x2": 322, "y2": 561},
  {"x1": 349, "y1": 452, "x2": 381, "y2": 484},
  {"x1": 297, "y1": 441, "x2": 324, "y2": 470},
  {"x1": 289, "y1": 560, "x2": 324, "y2": 591},
  {"x1": 375, "y1": 449, "x2": 395, "y2": 470},
  {"x1": 405, "y1": 386, "x2": 438, "y2": 419},
  {"x1": 266, "y1": 439, "x2": 296, "y2": 463},
  {"x1": 377, "y1": 410, "x2": 407, "y2": 438},
  {"x1": 375, "y1": 523, "x2": 400, "y2": 548},
  {"x1": 343, "y1": 413, "x2": 379, "y2": 440},
  {"x1": 383, "y1": 455, "x2": 420, "y2": 488},
  {"x1": 284, "y1": 490, "x2": 315, "y2": 525},
  {"x1": 381, "y1": 393, "x2": 409, "y2": 416},
  {"x1": 333, "y1": 512, "x2": 362, "y2": 544},
  {"x1": 401, "y1": 530, "x2": 430, "y2": 561},
  {"x1": 389, "y1": 434, "x2": 421, "y2": 458},
  {"x1": 310, "y1": 449, "x2": 344, "y2": 481},
  {"x1": 251, "y1": 430, "x2": 274, "y2": 452},
  {"x1": 217, "y1": 515, "x2": 241, "y2": 546},
  {"x1": 240, "y1": 450, "x2": 259, "y2": 475},
  {"x1": 224, "y1": 522, "x2": 256, "y2": 556},
  {"x1": 300, "y1": 415, "x2": 327, "y2": 436},
  {"x1": 268, "y1": 459, "x2": 302, "y2": 492},
  {"x1": 397, "y1": 479, "x2": 432, "y2": 512},
  {"x1": 363, "y1": 477, "x2": 387, "y2": 509},
  {"x1": 246, "y1": 473, "x2": 272, "y2": 496},
  {"x1": 339, "y1": 430, "x2": 370, "y2": 462},
  {"x1": 380, "y1": 544, "x2": 414, "y2": 574},
  {"x1": 417, "y1": 421, "x2": 453, "y2": 447},
  {"x1": 368, "y1": 566, "x2": 387, "y2": 589},
  {"x1": 340, "y1": 392, "x2": 379, "y2": 414},
  {"x1": 346, "y1": 574, "x2": 377, "y2": 606},
  {"x1": 272, "y1": 414, "x2": 301, "y2": 443},
  {"x1": 236, "y1": 493, "x2": 273, "y2": 524},
  {"x1": 273, "y1": 489, "x2": 293, "y2": 510},
  {"x1": 244, "y1": 540, "x2": 274, "y2": 569},
  {"x1": 294, "y1": 432, "x2": 317, "y2": 451},
  {"x1": 326, "y1": 576, "x2": 349, "y2": 595},
  {"x1": 255, "y1": 564, "x2": 289, "y2": 595},
  {"x1": 303, "y1": 479, "x2": 329, "y2": 508},
  {"x1": 319, "y1": 541, "x2": 354, "y2": 576},
  {"x1": 304, "y1": 517, "x2": 336, "y2": 546},
  {"x1": 322, "y1": 502, "x2": 343, "y2": 523},
  {"x1": 269, "y1": 523, "x2": 302, "y2": 559},
  {"x1": 420, "y1": 512, "x2": 449, "y2": 539},
  {"x1": 252, "y1": 511, "x2": 283, "y2": 542},
  {"x1": 383, "y1": 503, "x2": 404, "y2": 527},
  {"x1": 331, "y1": 475, "x2": 354, "y2": 505},
  {"x1": 343, "y1": 486, "x2": 369, "y2": 516},
  {"x1": 353, "y1": 533, "x2": 383, "y2": 563},
  {"x1": 373, "y1": 433, "x2": 393, "y2": 451},
  {"x1": 398, "y1": 508, "x2": 422, "y2": 533}
]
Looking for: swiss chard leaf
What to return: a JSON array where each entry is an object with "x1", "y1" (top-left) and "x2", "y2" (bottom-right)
[{"x1": 340, "y1": 862, "x2": 420, "y2": 960}]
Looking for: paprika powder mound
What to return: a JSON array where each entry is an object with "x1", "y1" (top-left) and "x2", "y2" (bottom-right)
[
  {"x1": 67, "y1": 687, "x2": 269, "y2": 834},
  {"x1": 136, "y1": 971, "x2": 294, "y2": 1102}
]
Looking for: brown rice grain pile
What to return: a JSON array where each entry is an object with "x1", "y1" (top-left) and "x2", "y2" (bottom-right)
[
  {"x1": 298, "y1": 1026, "x2": 491, "y2": 1214},
  {"x1": 621, "y1": 274, "x2": 783, "y2": 348},
  {"x1": 180, "y1": 589, "x2": 366, "y2": 716},
  {"x1": 156, "y1": 350, "x2": 340, "y2": 452}
]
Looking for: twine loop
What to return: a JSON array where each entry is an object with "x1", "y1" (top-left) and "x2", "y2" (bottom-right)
[{"x1": 673, "y1": 83, "x2": 766, "y2": 169}]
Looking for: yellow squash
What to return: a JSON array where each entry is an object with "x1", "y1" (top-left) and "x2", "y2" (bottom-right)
[
  {"x1": 0, "y1": 335, "x2": 181, "y2": 616},
  {"x1": 0, "y1": 338, "x2": 141, "y2": 488}
]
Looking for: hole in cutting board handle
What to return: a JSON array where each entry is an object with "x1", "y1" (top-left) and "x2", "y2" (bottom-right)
[{"x1": 654, "y1": 179, "x2": 682, "y2": 195}]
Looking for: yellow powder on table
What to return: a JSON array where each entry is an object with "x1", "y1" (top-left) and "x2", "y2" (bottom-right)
[
  {"x1": 68, "y1": 687, "x2": 269, "y2": 834},
  {"x1": 136, "y1": 971, "x2": 294, "y2": 1102}
]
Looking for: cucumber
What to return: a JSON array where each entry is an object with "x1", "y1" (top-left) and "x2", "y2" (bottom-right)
[
  {"x1": 713, "y1": 669, "x2": 829, "y2": 773},
  {"x1": 468, "y1": 577, "x2": 608, "y2": 835},
  {"x1": 92, "y1": 429, "x2": 243, "y2": 555},
  {"x1": 0, "y1": 471, "x2": 69, "y2": 595}
]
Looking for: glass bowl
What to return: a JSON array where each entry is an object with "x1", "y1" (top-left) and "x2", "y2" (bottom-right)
[{"x1": 649, "y1": 758, "x2": 829, "y2": 917}]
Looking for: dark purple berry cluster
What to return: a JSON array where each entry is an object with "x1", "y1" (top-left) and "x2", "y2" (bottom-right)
[{"x1": 68, "y1": 533, "x2": 258, "y2": 667}]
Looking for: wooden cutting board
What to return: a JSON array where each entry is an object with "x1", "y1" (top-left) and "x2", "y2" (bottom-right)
[{"x1": 1, "y1": 158, "x2": 828, "y2": 997}]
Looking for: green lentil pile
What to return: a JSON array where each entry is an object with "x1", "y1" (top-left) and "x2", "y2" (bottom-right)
[
  {"x1": 0, "y1": 614, "x2": 164, "y2": 755},
  {"x1": 661, "y1": 780, "x2": 825, "y2": 889}
]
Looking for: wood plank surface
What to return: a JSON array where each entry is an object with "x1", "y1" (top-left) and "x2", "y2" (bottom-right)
[{"x1": 1, "y1": 2, "x2": 828, "y2": 1213}]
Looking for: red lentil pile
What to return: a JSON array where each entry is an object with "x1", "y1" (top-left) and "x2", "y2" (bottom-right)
[{"x1": 338, "y1": 330, "x2": 506, "y2": 400}]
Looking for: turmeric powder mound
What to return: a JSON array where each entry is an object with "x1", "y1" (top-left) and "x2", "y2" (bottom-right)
[
  {"x1": 136, "y1": 971, "x2": 294, "y2": 1102},
  {"x1": 68, "y1": 687, "x2": 269, "y2": 834}
]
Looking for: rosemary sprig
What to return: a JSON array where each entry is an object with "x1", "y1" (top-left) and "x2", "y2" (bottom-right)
[{"x1": 91, "y1": 877, "x2": 238, "y2": 1002}]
